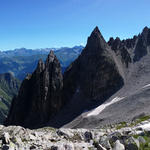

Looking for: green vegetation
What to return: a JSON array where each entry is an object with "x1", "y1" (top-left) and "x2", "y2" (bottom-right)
[
  {"x1": 88, "y1": 147, "x2": 95, "y2": 150},
  {"x1": 37, "y1": 127, "x2": 56, "y2": 133},
  {"x1": 69, "y1": 133, "x2": 82, "y2": 142},
  {"x1": 130, "y1": 116, "x2": 150, "y2": 127},
  {"x1": 133, "y1": 132, "x2": 150, "y2": 150},
  {"x1": 116, "y1": 122, "x2": 127, "y2": 129},
  {"x1": 0, "y1": 88, "x2": 11, "y2": 102},
  {"x1": 116, "y1": 116, "x2": 150, "y2": 130},
  {"x1": 0, "y1": 73, "x2": 21, "y2": 123},
  {"x1": 0, "y1": 74, "x2": 20, "y2": 98},
  {"x1": 0, "y1": 101, "x2": 7, "y2": 111}
]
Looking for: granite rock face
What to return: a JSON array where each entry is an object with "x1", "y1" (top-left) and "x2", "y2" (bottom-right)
[{"x1": 5, "y1": 51, "x2": 63, "y2": 128}]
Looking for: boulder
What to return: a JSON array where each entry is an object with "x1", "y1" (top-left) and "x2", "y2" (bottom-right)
[
  {"x1": 138, "y1": 136, "x2": 146, "y2": 144},
  {"x1": 84, "y1": 131, "x2": 93, "y2": 142},
  {"x1": 125, "y1": 137, "x2": 139, "y2": 150},
  {"x1": 113, "y1": 140, "x2": 125, "y2": 150},
  {"x1": 99, "y1": 136, "x2": 112, "y2": 150},
  {"x1": 2, "y1": 132, "x2": 10, "y2": 144}
]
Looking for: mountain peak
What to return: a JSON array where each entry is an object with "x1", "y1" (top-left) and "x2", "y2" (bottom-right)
[
  {"x1": 49, "y1": 50, "x2": 55, "y2": 56},
  {"x1": 84, "y1": 26, "x2": 107, "y2": 53},
  {"x1": 49, "y1": 50, "x2": 55, "y2": 59},
  {"x1": 92, "y1": 26, "x2": 100, "y2": 34},
  {"x1": 143, "y1": 26, "x2": 149, "y2": 33},
  {"x1": 90, "y1": 26, "x2": 104, "y2": 40},
  {"x1": 141, "y1": 26, "x2": 150, "y2": 38},
  {"x1": 46, "y1": 50, "x2": 55, "y2": 64}
]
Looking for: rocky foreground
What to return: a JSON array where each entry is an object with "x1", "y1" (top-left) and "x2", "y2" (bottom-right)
[{"x1": 1, "y1": 118, "x2": 150, "y2": 150}]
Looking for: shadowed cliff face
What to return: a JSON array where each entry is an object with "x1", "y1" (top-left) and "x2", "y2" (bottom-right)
[
  {"x1": 5, "y1": 51, "x2": 63, "y2": 128},
  {"x1": 63, "y1": 27, "x2": 124, "y2": 102}
]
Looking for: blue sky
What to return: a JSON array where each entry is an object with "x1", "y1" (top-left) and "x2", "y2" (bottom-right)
[{"x1": 0, "y1": 0, "x2": 149, "y2": 50}]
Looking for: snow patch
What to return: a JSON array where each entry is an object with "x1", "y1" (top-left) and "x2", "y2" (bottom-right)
[
  {"x1": 87, "y1": 97, "x2": 125, "y2": 117},
  {"x1": 143, "y1": 84, "x2": 150, "y2": 88}
]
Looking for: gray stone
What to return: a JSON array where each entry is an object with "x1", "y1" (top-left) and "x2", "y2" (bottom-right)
[
  {"x1": 2, "y1": 145, "x2": 9, "y2": 150},
  {"x1": 51, "y1": 146, "x2": 58, "y2": 150},
  {"x1": 64, "y1": 144, "x2": 73, "y2": 150},
  {"x1": 56, "y1": 130, "x2": 69, "y2": 139},
  {"x1": 113, "y1": 140, "x2": 125, "y2": 150},
  {"x1": 125, "y1": 137, "x2": 139, "y2": 150},
  {"x1": 94, "y1": 143, "x2": 107, "y2": 150},
  {"x1": 99, "y1": 136, "x2": 112, "y2": 150},
  {"x1": 138, "y1": 136, "x2": 146, "y2": 144},
  {"x1": 2, "y1": 132, "x2": 10, "y2": 144},
  {"x1": 84, "y1": 131, "x2": 93, "y2": 142},
  {"x1": 30, "y1": 145, "x2": 37, "y2": 149}
]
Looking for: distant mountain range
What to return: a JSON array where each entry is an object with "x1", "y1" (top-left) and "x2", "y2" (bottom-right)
[{"x1": 0, "y1": 46, "x2": 83, "y2": 80}]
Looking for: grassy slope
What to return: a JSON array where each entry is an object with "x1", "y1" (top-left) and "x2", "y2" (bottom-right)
[{"x1": 0, "y1": 74, "x2": 21, "y2": 123}]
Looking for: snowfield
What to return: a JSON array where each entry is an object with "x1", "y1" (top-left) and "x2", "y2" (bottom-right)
[
  {"x1": 87, "y1": 97, "x2": 125, "y2": 117},
  {"x1": 142, "y1": 84, "x2": 150, "y2": 88}
]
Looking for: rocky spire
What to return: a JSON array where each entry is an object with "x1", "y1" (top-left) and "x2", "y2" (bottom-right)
[
  {"x1": 46, "y1": 50, "x2": 55, "y2": 65},
  {"x1": 108, "y1": 37, "x2": 115, "y2": 46},
  {"x1": 36, "y1": 59, "x2": 45, "y2": 74},
  {"x1": 83, "y1": 26, "x2": 107, "y2": 54},
  {"x1": 5, "y1": 51, "x2": 63, "y2": 128},
  {"x1": 142, "y1": 26, "x2": 149, "y2": 36},
  {"x1": 141, "y1": 26, "x2": 150, "y2": 45}
]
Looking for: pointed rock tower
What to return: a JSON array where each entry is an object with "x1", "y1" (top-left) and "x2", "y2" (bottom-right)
[
  {"x1": 5, "y1": 51, "x2": 63, "y2": 128},
  {"x1": 63, "y1": 26, "x2": 124, "y2": 103}
]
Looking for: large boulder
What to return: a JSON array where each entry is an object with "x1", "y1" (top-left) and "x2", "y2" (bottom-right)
[{"x1": 113, "y1": 140, "x2": 125, "y2": 150}]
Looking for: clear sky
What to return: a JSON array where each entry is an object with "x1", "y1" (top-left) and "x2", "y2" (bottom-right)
[{"x1": 0, "y1": 0, "x2": 149, "y2": 50}]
